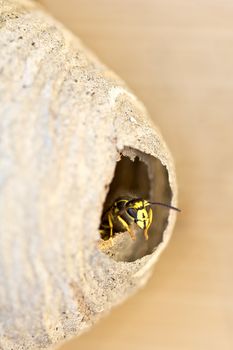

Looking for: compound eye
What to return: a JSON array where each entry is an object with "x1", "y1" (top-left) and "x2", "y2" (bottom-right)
[{"x1": 127, "y1": 208, "x2": 137, "y2": 218}]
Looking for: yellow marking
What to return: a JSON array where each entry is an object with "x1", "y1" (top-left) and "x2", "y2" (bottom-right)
[
  {"x1": 148, "y1": 207, "x2": 153, "y2": 225},
  {"x1": 137, "y1": 208, "x2": 148, "y2": 221},
  {"x1": 133, "y1": 201, "x2": 144, "y2": 209},
  {"x1": 143, "y1": 207, "x2": 153, "y2": 240}
]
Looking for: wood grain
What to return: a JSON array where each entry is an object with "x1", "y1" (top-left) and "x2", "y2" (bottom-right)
[{"x1": 40, "y1": 1, "x2": 233, "y2": 349}]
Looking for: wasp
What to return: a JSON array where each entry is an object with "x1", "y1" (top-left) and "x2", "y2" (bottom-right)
[{"x1": 99, "y1": 196, "x2": 180, "y2": 241}]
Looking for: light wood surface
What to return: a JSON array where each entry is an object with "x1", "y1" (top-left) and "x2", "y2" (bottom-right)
[{"x1": 41, "y1": 1, "x2": 233, "y2": 349}]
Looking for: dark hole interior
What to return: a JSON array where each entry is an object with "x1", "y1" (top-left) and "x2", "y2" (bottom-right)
[{"x1": 99, "y1": 148, "x2": 172, "y2": 262}]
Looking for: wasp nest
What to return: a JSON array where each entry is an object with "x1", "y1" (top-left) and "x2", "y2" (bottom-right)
[{"x1": 0, "y1": 1, "x2": 178, "y2": 349}]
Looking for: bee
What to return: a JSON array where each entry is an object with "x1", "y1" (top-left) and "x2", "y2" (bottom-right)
[{"x1": 99, "y1": 196, "x2": 180, "y2": 241}]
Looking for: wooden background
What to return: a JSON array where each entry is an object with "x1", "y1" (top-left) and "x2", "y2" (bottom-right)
[{"x1": 40, "y1": 1, "x2": 233, "y2": 349}]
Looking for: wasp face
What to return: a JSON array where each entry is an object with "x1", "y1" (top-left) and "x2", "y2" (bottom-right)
[
  {"x1": 135, "y1": 208, "x2": 150, "y2": 229},
  {"x1": 126, "y1": 199, "x2": 151, "y2": 230}
]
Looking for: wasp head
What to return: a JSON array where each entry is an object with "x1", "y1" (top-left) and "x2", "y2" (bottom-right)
[{"x1": 125, "y1": 198, "x2": 151, "y2": 230}]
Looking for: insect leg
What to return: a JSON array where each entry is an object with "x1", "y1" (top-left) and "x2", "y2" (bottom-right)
[
  {"x1": 107, "y1": 212, "x2": 114, "y2": 238},
  {"x1": 118, "y1": 216, "x2": 136, "y2": 241}
]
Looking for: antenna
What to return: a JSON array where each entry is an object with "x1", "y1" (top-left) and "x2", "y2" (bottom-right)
[{"x1": 149, "y1": 201, "x2": 181, "y2": 212}]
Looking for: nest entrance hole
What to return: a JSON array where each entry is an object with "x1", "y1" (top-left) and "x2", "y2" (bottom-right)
[{"x1": 99, "y1": 148, "x2": 172, "y2": 262}]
